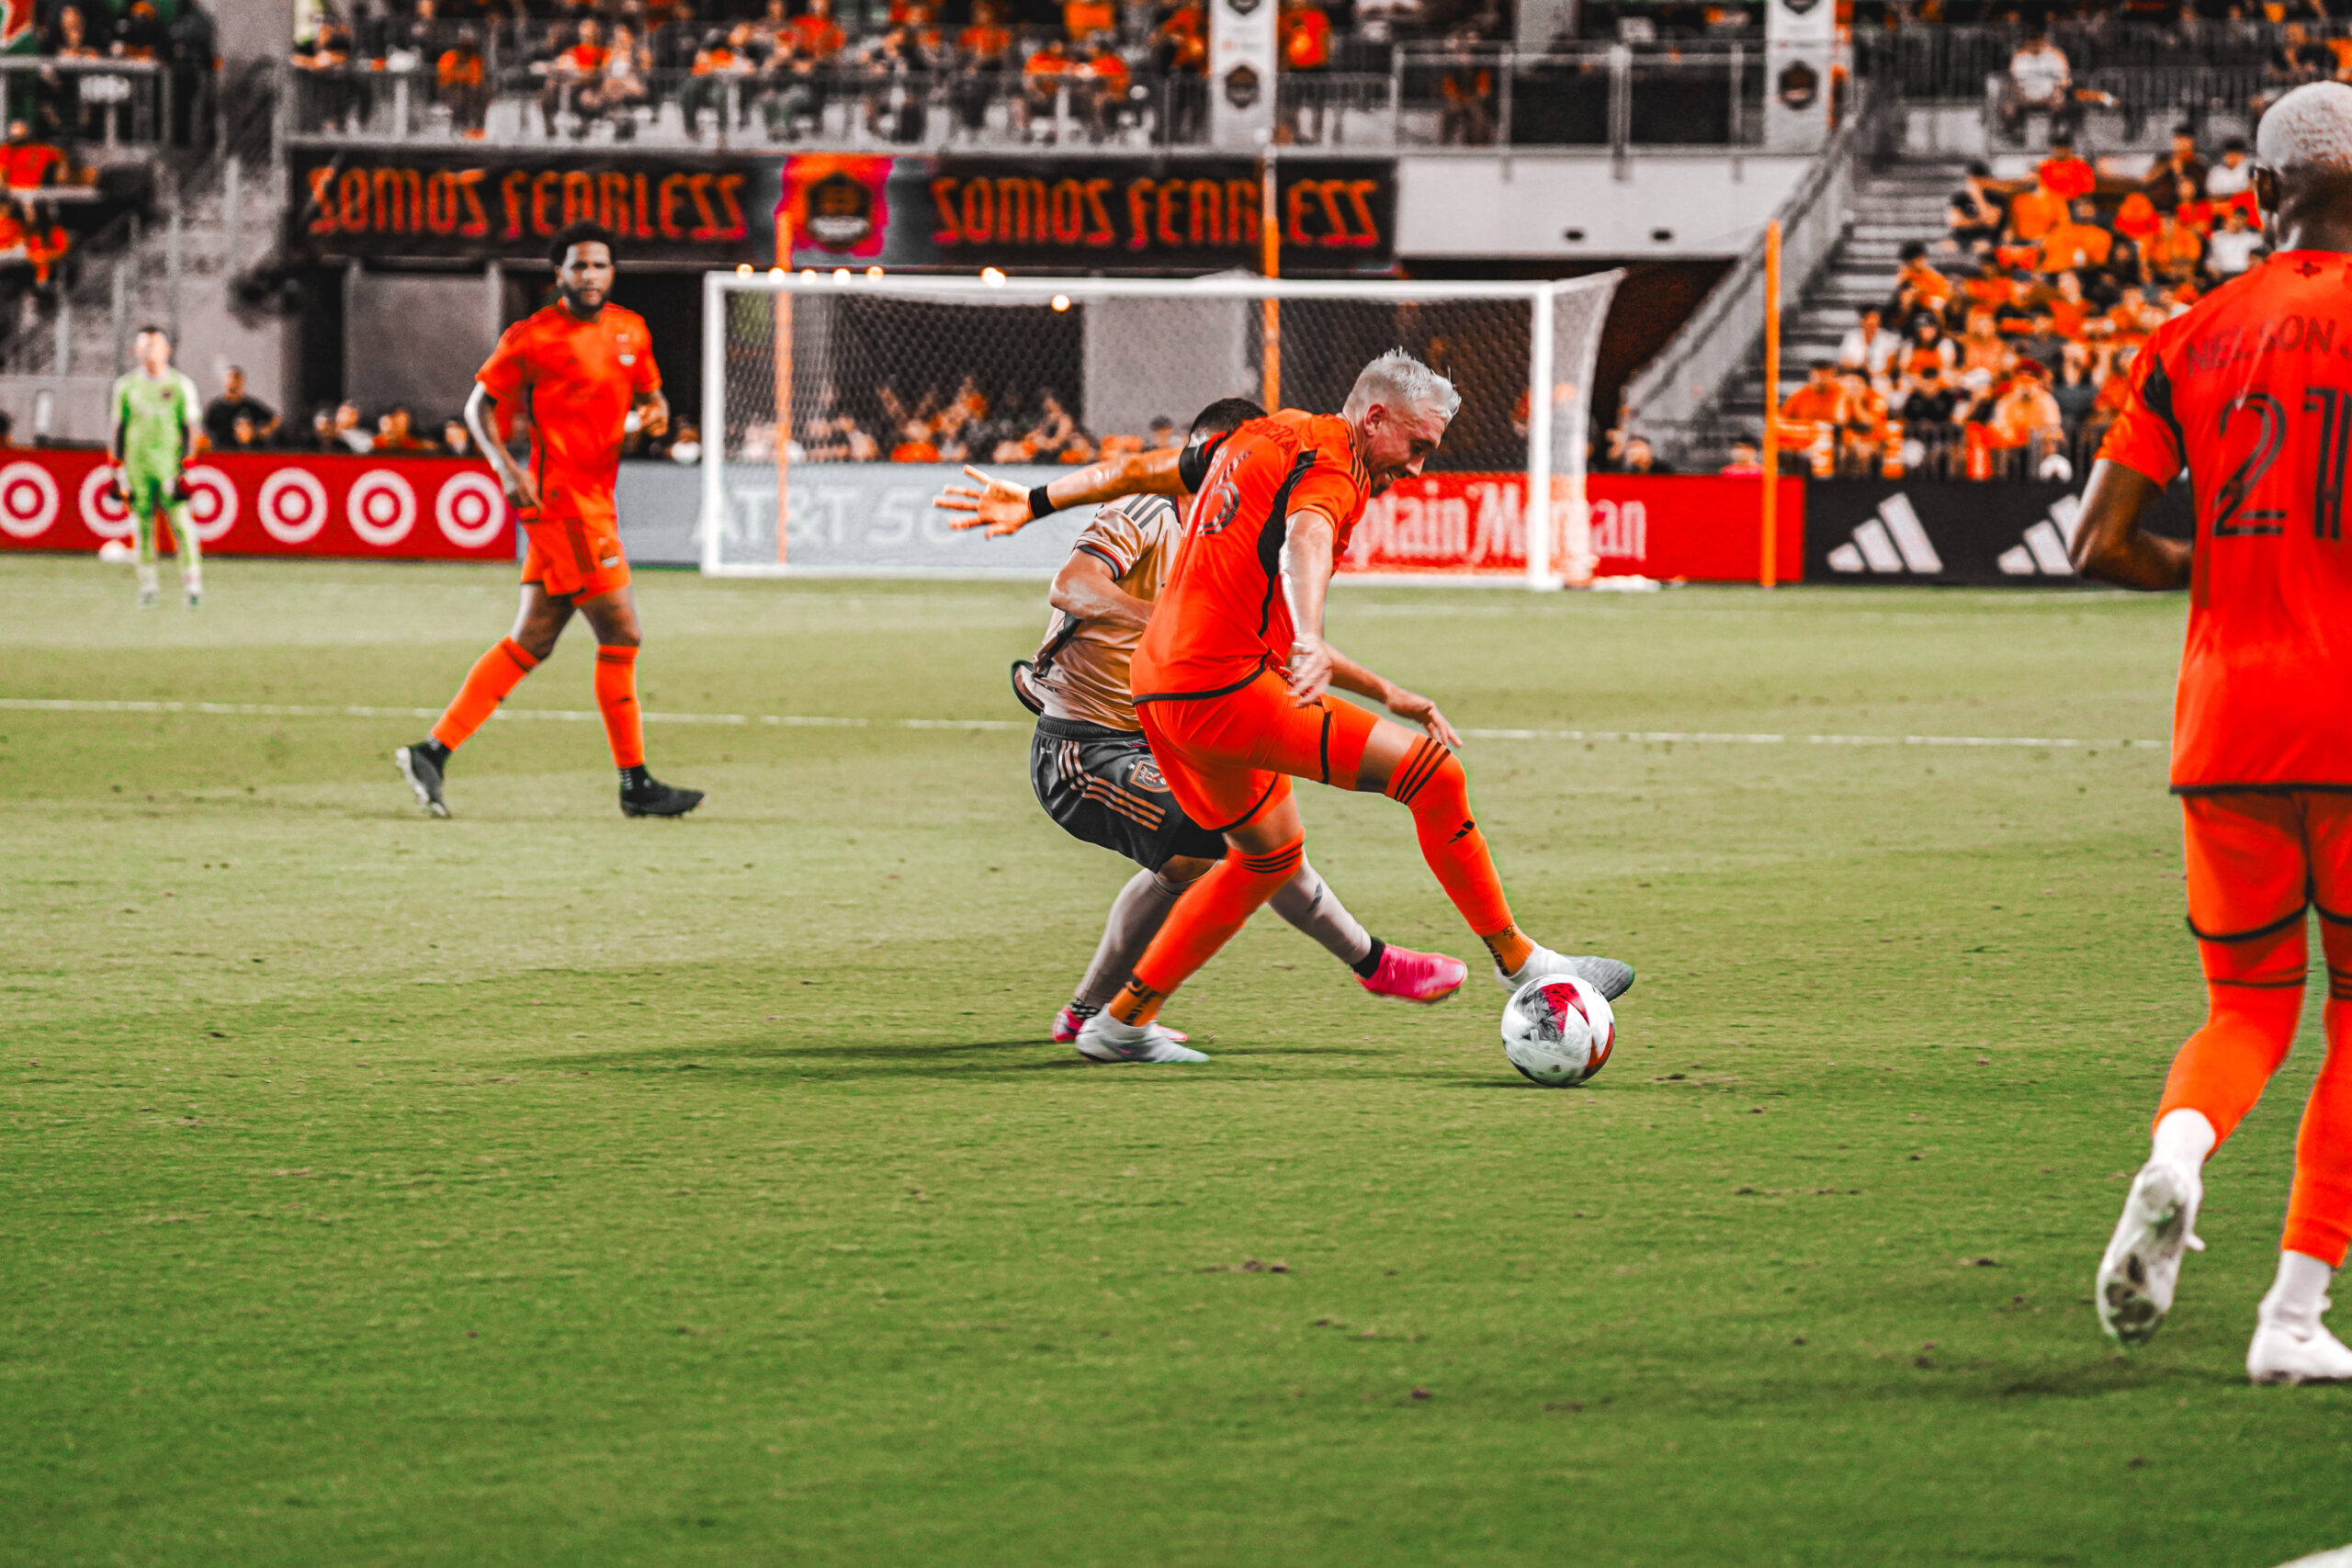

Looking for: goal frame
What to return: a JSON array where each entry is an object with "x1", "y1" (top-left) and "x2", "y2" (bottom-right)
[{"x1": 698, "y1": 270, "x2": 1620, "y2": 590}]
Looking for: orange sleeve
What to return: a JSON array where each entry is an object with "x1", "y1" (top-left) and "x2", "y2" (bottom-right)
[
  {"x1": 477, "y1": 321, "x2": 532, "y2": 403},
  {"x1": 2096, "y1": 343, "x2": 2185, "y2": 489},
  {"x1": 1283, "y1": 458, "x2": 1361, "y2": 532},
  {"x1": 632, "y1": 337, "x2": 661, "y2": 394}
]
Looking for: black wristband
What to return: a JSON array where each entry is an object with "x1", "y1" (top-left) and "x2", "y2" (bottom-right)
[{"x1": 1027, "y1": 483, "x2": 1056, "y2": 521}]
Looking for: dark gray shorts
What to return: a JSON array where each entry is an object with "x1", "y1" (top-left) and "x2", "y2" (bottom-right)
[{"x1": 1029, "y1": 716, "x2": 1228, "y2": 872}]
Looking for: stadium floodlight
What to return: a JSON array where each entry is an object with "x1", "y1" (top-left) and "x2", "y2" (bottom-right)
[{"x1": 698, "y1": 270, "x2": 1621, "y2": 589}]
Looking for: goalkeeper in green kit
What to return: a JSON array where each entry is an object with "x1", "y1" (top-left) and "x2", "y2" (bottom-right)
[{"x1": 110, "y1": 324, "x2": 205, "y2": 609}]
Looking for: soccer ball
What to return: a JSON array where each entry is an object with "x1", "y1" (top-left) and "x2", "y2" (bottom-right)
[{"x1": 1500, "y1": 973, "x2": 1615, "y2": 1088}]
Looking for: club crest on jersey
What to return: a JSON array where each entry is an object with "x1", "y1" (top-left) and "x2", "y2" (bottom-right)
[
  {"x1": 1197, "y1": 479, "x2": 1242, "y2": 536},
  {"x1": 1132, "y1": 760, "x2": 1169, "y2": 794}
]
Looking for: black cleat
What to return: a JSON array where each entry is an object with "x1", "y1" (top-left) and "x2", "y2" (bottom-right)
[
  {"x1": 394, "y1": 743, "x2": 449, "y2": 818},
  {"x1": 621, "y1": 775, "x2": 705, "y2": 818},
  {"x1": 1009, "y1": 659, "x2": 1045, "y2": 716}
]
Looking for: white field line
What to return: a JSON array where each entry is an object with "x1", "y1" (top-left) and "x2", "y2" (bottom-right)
[{"x1": 0, "y1": 696, "x2": 2168, "y2": 750}]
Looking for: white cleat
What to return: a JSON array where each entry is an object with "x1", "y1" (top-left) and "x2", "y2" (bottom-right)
[
  {"x1": 1496, "y1": 942, "x2": 1635, "y2": 1002},
  {"x1": 2248, "y1": 1303, "x2": 2352, "y2": 1385},
  {"x1": 2096, "y1": 1157, "x2": 2205, "y2": 1347},
  {"x1": 1074, "y1": 1012, "x2": 1208, "y2": 1064}
]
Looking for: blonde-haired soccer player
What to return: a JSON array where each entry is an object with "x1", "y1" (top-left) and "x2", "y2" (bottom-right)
[
  {"x1": 2075, "y1": 80, "x2": 2352, "y2": 1382},
  {"x1": 944, "y1": 354, "x2": 1633, "y2": 1064},
  {"x1": 944, "y1": 398, "x2": 1471, "y2": 1055}
]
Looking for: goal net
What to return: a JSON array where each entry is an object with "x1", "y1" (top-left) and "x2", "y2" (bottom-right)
[{"x1": 698, "y1": 272, "x2": 1620, "y2": 586}]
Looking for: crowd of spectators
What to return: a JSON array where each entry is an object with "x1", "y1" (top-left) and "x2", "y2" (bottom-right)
[
  {"x1": 1769, "y1": 124, "x2": 2267, "y2": 480},
  {"x1": 291, "y1": 0, "x2": 1374, "y2": 144},
  {"x1": 206, "y1": 367, "x2": 1193, "y2": 471},
  {"x1": 732, "y1": 378, "x2": 1183, "y2": 466},
  {"x1": 19, "y1": 0, "x2": 216, "y2": 139}
]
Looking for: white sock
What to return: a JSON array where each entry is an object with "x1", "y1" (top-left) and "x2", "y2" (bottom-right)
[
  {"x1": 1071, "y1": 868, "x2": 1193, "y2": 1012},
  {"x1": 2152, "y1": 1108, "x2": 2218, "y2": 1170},
  {"x1": 2264, "y1": 1251, "x2": 2334, "y2": 1332},
  {"x1": 136, "y1": 563, "x2": 158, "y2": 596},
  {"x1": 1265, "y1": 862, "x2": 1373, "y2": 969}
]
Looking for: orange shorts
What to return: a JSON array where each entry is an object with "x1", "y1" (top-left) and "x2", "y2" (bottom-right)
[
  {"x1": 2182, "y1": 791, "x2": 2352, "y2": 943},
  {"x1": 521, "y1": 513, "x2": 630, "y2": 602},
  {"x1": 1136, "y1": 666, "x2": 1380, "y2": 836}
]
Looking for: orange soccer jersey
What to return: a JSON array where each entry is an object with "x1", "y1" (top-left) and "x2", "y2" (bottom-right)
[
  {"x1": 1129, "y1": 409, "x2": 1370, "y2": 702},
  {"x1": 476, "y1": 301, "x2": 660, "y2": 528},
  {"x1": 2098, "y1": 252, "x2": 2352, "y2": 791}
]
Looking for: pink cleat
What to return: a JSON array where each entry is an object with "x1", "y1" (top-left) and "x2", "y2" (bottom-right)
[
  {"x1": 1357, "y1": 944, "x2": 1469, "y2": 1005},
  {"x1": 1053, "y1": 1006, "x2": 1185, "y2": 1044}
]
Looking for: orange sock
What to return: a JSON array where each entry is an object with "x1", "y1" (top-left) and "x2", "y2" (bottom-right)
[
  {"x1": 1385, "y1": 737, "x2": 1524, "y2": 964},
  {"x1": 2285, "y1": 921, "x2": 2352, "y2": 1266},
  {"x1": 2154, "y1": 925, "x2": 2306, "y2": 1145},
  {"x1": 594, "y1": 645, "x2": 644, "y2": 770},
  {"x1": 1108, "y1": 839, "x2": 1303, "y2": 1024},
  {"x1": 429, "y1": 637, "x2": 537, "y2": 750}
]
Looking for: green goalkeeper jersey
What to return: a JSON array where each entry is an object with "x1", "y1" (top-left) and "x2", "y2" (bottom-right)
[{"x1": 112, "y1": 368, "x2": 202, "y2": 479}]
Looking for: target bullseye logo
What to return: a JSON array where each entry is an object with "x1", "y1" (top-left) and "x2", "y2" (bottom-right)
[
  {"x1": 348, "y1": 469, "x2": 417, "y2": 547},
  {"x1": 79, "y1": 465, "x2": 131, "y2": 537},
  {"x1": 435, "y1": 470, "x2": 507, "y2": 549},
  {"x1": 256, "y1": 468, "x2": 330, "y2": 545},
  {"x1": 181, "y1": 465, "x2": 238, "y2": 543},
  {"x1": 0, "y1": 460, "x2": 60, "y2": 539}
]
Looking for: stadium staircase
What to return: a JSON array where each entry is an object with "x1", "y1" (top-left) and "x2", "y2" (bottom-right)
[{"x1": 1675, "y1": 158, "x2": 1970, "y2": 465}]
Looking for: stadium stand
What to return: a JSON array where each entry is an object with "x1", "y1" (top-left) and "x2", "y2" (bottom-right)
[{"x1": 0, "y1": 0, "x2": 229, "y2": 430}]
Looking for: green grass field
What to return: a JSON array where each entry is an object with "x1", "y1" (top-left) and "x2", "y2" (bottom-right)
[{"x1": 5, "y1": 556, "x2": 2347, "y2": 1567}]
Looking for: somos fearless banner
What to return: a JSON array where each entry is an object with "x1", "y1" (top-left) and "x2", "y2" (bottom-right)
[
  {"x1": 1805, "y1": 479, "x2": 2197, "y2": 584},
  {"x1": 779, "y1": 152, "x2": 1394, "y2": 273},
  {"x1": 0, "y1": 449, "x2": 514, "y2": 561},
  {"x1": 289, "y1": 148, "x2": 770, "y2": 264},
  {"x1": 285, "y1": 147, "x2": 1393, "y2": 273}
]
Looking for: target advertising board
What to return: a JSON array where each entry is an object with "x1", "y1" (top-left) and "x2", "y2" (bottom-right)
[{"x1": 0, "y1": 450, "x2": 514, "y2": 560}]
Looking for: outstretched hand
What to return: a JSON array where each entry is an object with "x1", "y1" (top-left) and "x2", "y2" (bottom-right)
[
  {"x1": 934, "y1": 466, "x2": 1035, "y2": 537},
  {"x1": 1385, "y1": 684, "x2": 1461, "y2": 750}
]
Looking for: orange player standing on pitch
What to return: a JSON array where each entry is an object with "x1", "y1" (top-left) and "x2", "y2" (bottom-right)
[
  {"x1": 1060, "y1": 349, "x2": 1633, "y2": 1064},
  {"x1": 2077, "y1": 81, "x2": 2352, "y2": 1382},
  {"x1": 394, "y1": 221, "x2": 703, "y2": 820}
]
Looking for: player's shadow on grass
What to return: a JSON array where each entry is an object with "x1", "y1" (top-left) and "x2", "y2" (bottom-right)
[
  {"x1": 516, "y1": 1036, "x2": 1102, "y2": 1077},
  {"x1": 518, "y1": 1034, "x2": 1396, "y2": 1078}
]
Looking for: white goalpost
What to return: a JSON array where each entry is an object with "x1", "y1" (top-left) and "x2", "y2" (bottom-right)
[{"x1": 699, "y1": 270, "x2": 1621, "y2": 589}]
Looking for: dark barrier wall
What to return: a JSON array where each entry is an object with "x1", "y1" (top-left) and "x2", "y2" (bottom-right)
[{"x1": 1804, "y1": 479, "x2": 2197, "y2": 586}]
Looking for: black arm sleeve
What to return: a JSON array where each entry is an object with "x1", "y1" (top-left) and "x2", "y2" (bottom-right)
[{"x1": 1176, "y1": 430, "x2": 1229, "y2": 494}]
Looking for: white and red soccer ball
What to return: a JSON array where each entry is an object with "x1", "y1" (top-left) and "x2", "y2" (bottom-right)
[{"x1": 1499, "y1": 973, "x2": 1616, "y2": 1088}]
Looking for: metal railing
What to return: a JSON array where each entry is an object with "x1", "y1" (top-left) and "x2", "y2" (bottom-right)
[
  {"x1": 286, "y1": 60, "x2": 1213, "y2": 150},
  {"x1": 1620, "y1": 86, "x2": 1883, "y2": 461},
  {"x1": 1980, "y1": 62, "x2": 2269, "y2": 150},
  {"x1": 1397, "y1": 43, "x2": 1766, "y2": 149},
  {"x1": 0, "y1": 56, "x2": 202, "y2": 153},
  {"x1": 1853, "y1": 17, "x2": 2332, "y2": 101},
  {"x1": 281, "y1": 44, "x2": 1779, "y2": 152}
]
